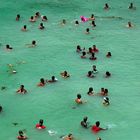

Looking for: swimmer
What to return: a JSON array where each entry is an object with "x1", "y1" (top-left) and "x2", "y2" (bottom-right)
[
  {"x1": 64, "y1": 134, "x2": 73, "y2": 140},
  {"x1": 61, "y1": 19, "x2": 66, "y2": 25},
  {"x1": 104, "y1": 89, "x2": 108, "y2": 96},
  {"x1": 35, "y1": 12, "x2": 40, "y2": 18},
  {"x1": 127, "y1": 21, "x2": 133, "y2": 28},
  {"x1": 87, "y1": 47, "x2": 92, "y2": 54},
  {"x1": 21, "y1": 25, "x2": 27, "y2": 31},
  {"x1": 81, "y1": 116, "x2": 90, "y2": 128},
  {"x1": 128, "y1": 3, "x2": 136, "y2": 10},
  {"x1": 17, "y1": 130, "x2": 27, "y2": 140},
  {"x1": 91, "y1": 20, "x2": 96, "y2": 27},
  {"x1": 87, "y1": 71, "x2": 94, "y2": 78},
  {"x1": 92, "y1": 45, "x2": 98, "y2": 52},
  {"x1": 80, "y1": 16, "x2": 89, "y2": 22},
  {"x1": 0, "y1": 106, "x2": 2, "y2": 112},
  {"x1": 81, "y1": 51, "x2": 86, "y2": 58},
  {"x1": 16, "y1": 14, "x2": 20, "y2": 21},
  {"x1": 47, "y1": 76, "x2": 58, "y2": 83},
  {"x1": 76, "y1": 45, "x2": 82, "y2": 52},
  {"x1": 16, "y1": 85, "x2": 27, "y2": 94},
  {"x1": 104, "y1": 3, "x2": 110, "y2": 10},
  {"x1": 89, "y1": 14, "x2": 95, "y2": 20},
  {"x1": 85, "y1": 28, "x2": 90, "y2": 34},
  {"x1": 60, "y1": 71, "x2": 70, "y2": 78},
  {"x1": 103, "y1": 97, "x2": 110, "y2": 106},
  {"x1": 37, "y1": 78, "x2": 46, "y2": 86},
  {"x1": 92, "y1": 65, "x2": 98, "y2": 74},
  {"x1": 29, "y1": 16, "x2": 36, "y2": 22},
  {"x1": 39, "y1": 23, "x2": 45, "y2": 29},
  {"x1": 87, "y1": 87, "x2": 94, "y2": 96},
  {"x1": 75, "y1": 94, "x2": 86, "y2": 104},
  {"x1": 91, "y1": 121, "x2": 107, "y2": 133},
  {"x1": 6, "y1": 44, "x2": 13, "y2": 50},
  {"x1": 41, "y1": 15, "x2": 48, "y2": 21},
  {"x1": 75, "y1": 20, "x2": 79, "y2": 25},
  {"x1": 105, "y1": 71, "x2": 111, "y2": 78},
  {"x1": 36, "y1": 119, "x2": 46, "y2": 129},
  {"x1": 89, "y1": 53, "x2": 97, "y2": 60},
  {"x1": 27, "y1": 40, "x2": 36, "y2": 47},
  {"x1": 106, "y1": 52, "x2": 112, "y2": 57}
]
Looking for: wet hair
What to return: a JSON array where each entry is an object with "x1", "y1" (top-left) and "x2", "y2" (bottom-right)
[
  {"x1": 96, "y1": 121, "x2": 100, "y2": 127},
  {"x1": 17, "y1": 14, "x2": 20, "y2": 18},
  {"x1": 23, "y1": 25, "x2": 27, "y2": 29},
  {"x1": 107, "y1": 52, "x2": 111, "y2": 56},
  {"x1": 40, "y1": 23, "x2": 43, "y2": 26},
  {"x1": 104, "y1": 89, "x2": 108, "y2": 94},
  {"x1": 106, "y1": 71, "x2": 111, "y2": 77},
  {"x1": 105, "y1": 3, "x2": 109, "y2": 8},
  {"x1": 6, "y1": 44, "x2": 10, "y2": 49},
  {"x1": 91, "y1": 53, "x2": 95, "y2": 57},
  {"x1": 0, "y1": 106, "x2": 2, "y2": 112},
  {"x1": 64, "y1": 71, "x2": 68, "y2": 76},
  {"x1": 30, "y1": 16, "x2": 34, "y2": 19},
  {"x1": 52, "y1": 76, "x2": 55, "y2": 81},
  {"x1": 39, "y1": 119, "x2": 43, "y2": 126},
  {"x1": 62, "y1": 19, "x2": 66, "y2": 24},
  {"x1": 88, "y1": 47, "x2": 92, "y2": 53},
  {"x1": 83, "y1": 116, "x2": 88, "y2": 122},
  {"x1": 86, "y1": 28, "x2": 90, "y2": 32},
  {"x1": 77, "y1": 45, "x2": 81, "y2": 50},
  {"x1": 92, "y1": 20, "x2": 96, "y2": 26},
  {"x1": 32, "y1": 40, "x2": 36, "y2": 45},
  {"x1": 36, "y1": 12, "x2": 40, "y2": 17},
  {"x1": 75, "y1": 20, "x2": 79, "y2": 25},
  {"x1": 93, "y1": 65, "x2": 96, "y2": 69},
  {"x1": 77, "y1": 94, "x2": 81, "y2": 99},
  {"x1": 129, "y1": 3, "x2": 133, "y2": 9},
  {"x1": 68, "y1": 134, "x2": 72, "y2": 137},
  {"x1": 40, "y1": 78, "x2": 45, "y2": 84},
  {"x1": 82, "y1": 51, "x2": 86, "y2": 56},
  {"x1": 91, "y1": 14, "x2": 94, "y2": 18},
  {"x1": 43, "y1": 16, "x2": 47, "y2": 20},
  {"x1": 88, "y1": 71, "x2": 92, "y2": 76}
]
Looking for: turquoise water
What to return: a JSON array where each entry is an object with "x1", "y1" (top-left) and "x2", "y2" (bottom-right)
[{"x1": 0, "y1": 0, "x2": 140, "y2": 140}]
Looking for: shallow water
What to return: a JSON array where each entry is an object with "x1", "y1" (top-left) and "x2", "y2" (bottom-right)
[{"x1": 0, "y1": 0, "x2": 140, "y2": 140}]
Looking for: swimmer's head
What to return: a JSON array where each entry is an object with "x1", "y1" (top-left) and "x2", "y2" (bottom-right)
[
  {"x1": 20, "y1": 85, "x2": 24, "y2": 89},
  {"x1": 19, "y1": 130, "x2": 23, "y2": 136},
  {"x1": 0, "y1": 106, "x2": 2, "y2": 112},
  {"x1": 86, "y1": 28, "x2": 89, "y2": 32},
  {"x1": 39, "y1": 119, "x2": 44, "y2": 126},
  {"x1": 52, "y1": 76, "x2": 55, "y2": 81},
  {"x1": 35, "y1": 12, "x2": 40, "y2": 17},
  {"x1": 83, "y1": 116, "x2": 88, "y2": 122},
  {"x1": 32, "y1": 40, "x2": 36, "y2": 45},
  {"x1": 40, "y1": 78, "x2": 45, "y2": 84},
  {"x1": 75, "y1": 20, "x2": 79, "y2": 25},
  {"x1": 106, "y1": 71, "x2": 111, "y2": 77},
  {"x1": 77, "y1": 94, "x2": 81, "y2": 99},
  {"x1": 96, "y1": 121, "x2": 100, "y2": 127}
]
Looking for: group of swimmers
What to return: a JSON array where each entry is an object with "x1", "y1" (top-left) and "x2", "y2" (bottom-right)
[{"x1": 0, "y1": 2, "x2": 137, "y2": 140}]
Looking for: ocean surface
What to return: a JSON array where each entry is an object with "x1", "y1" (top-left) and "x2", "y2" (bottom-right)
[{"x1": 0, "y1": 0, "x2": 140, "y2": 140}]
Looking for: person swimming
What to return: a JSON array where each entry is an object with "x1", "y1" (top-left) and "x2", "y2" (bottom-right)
[
  {"x1": 106, "y1": 52, "x2": 112, "y2": 57},
  {"x1": 21, "y1": 25, "x2": 27, "y2": 31},
  {"x1": 0, "y1": 105, "x2": 2, "y2": 112},
  {"x1": 64, "y1": 134, "x2": 73, "y2": 140},
  {"x1": 6, "y1": 44, "x2": 13, "y2": 50},
  {"x1": 105, "y1": 71, "x2": 111, "y2": 78},
  {"x1": 128, "y1": 3, "x2": 136, "y2": 10},
  {"x1": 81, "y1": 116, "x2": 90, "y2": 128},
  {"x1": 98, "y1": 88, "x2": 105, "y2": 96},
  {"x1": 87, "y1": 87, "x2": 94, "y2": 96},
  {"x1": 75, "y1": 94, "x2": 86, "y2": 104},
  {"x1": 87, "y1": 71, "x2": 94, "y2": 78},
  {"x1": 16, "y1": 14, "x2": 20, "y2": 21},
  {"x1": 89, "y1": 53, "x2": 97, "y2": 60},
  {"x1": 127, "y1": 21, "x2": 133, "y2": 28},
  {"x1": 35, "y1": 12, "x2": 40, "y2": 18},
  {"x1": 17, "y1": 130, "x2": 27, "y2": 140},
  {"x1": 87, "y1": 47, "x2": 92, "y2": 54},
  {"x1": 41, "y1": 15, "x2": 48, "y2": 21},
  {"x1": 75, "y1": 20, "x2": 79, "y2": 25},
  {"x1": 7, "y1": 64, "x2": 17, "y2": 74},
  {"x1": 103, "y1": 97, "x2": 110, "y2": 106},
  {"x1": 92, "y1": 45, "x2": 98, "y2": 53},
  {"x1": 16, "y1": 85, "x2": 27, "y2": 94},
  {"x1": 39, "y1": 23, "x2": 45, "y2": 29},
  {"x1": 89, "y1": 14, "x2": 95, "y2": 20},
  {"x1": 47, "y1": 76, "x2": 58, "y2": 83},
  {"x1": 29, "y1": 16, "x2": 36, "y2": 22},
  {"x1": 81, "y1": 51, "x2": 86, "y2": 58},
  {"x1": 92, "y1": 65, "x2": 98, "y2": 74},
  {"x1": 85, "y1": 28, "x2": 90, "y2": 34},
  {"x1": 60, "y1": 71, "x2": 70, "y2": 78},
  {"x1": 91, "y1": 121, "x2": 107, "y2": 133},
  {"x1": 36, "y1": 119, "x2": 46, "y2": 129},
  {"x1": 91, "y1": 20, "x2": 96, "y2": 27},
  {"x1": 76, "y1": 45, "x2": 82, "y2": 52},
  {"x1": 104, "y1": 3, "x2": 110, "y2": 10},
  {"x1": 37, "y1": 78, "x2": 46, "y2": 86},
  {"x1": 61, "y1": 19, "x2": 66, "y2": 25}
]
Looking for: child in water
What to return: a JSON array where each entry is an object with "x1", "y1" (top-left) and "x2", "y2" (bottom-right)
[
  {"x1": 17, "y1": 130, "x2": 27, "y2": 140},
  {"x1": 64, "y1": 134, "x2": 73, "y2": 140},
  {"x1": 103, "y1": 97, "x2": 110, "y2": 106},
  {"x1": 75, "y1": 94, "x2": 87, "y2": 104},
  {"x1": 21, "y1": 25, "x2": 27, "y2": 31},
  {"x1": 37, "y1": 78, "x2": 46, "y2": 86},
  {"x1": 60, "y1": 71, "x2": 70, "y2": 78},
  {"x1": 16, "y1": 85, "x2": 27, "y2": 94}
]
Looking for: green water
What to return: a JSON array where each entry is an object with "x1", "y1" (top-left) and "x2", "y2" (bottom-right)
[{"x1": 0, "y1": 0, "x2": 140, "y2": 140}]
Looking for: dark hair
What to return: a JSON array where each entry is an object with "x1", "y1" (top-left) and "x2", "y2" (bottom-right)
[
  {"x1": 86, "y1": 28, "x2": 89, "y2": 32},
  {"x1": 24, "y1": 25, "x2": 26, "y2": 29},
  {"x1": 82, "y1": 51, "x2": 86, "y2": 56},
  {"x1": 88, "y1": 47, "x2": 92, "y2": 53},
  {"x1": 0, "y1": 106, "x2": 2, "y2": 112},
  {"x1": 88, "y1": 71, "x2": 92, "y2": 76},
  {"x1": 96, "y1": 121, "x2": 100, "y2": 127},
  {"x1": 17, "y1": 14, "x2": 20, "y2": 18},
  {"x1": 52, "y1": 76, "x2": 55, "y2": 81},
  {"x1": 83, "y1": 116, "x2": 88, "y2": 122},
  {"x1": 40, "y1": 78, "x2": 45, "y2": 84},
  {"x1": 75, "y1": 20, "x2": 79, "y2": 24},
  {"x1": 106, "y1": 71, "x2": 111, "y2": 76},
  {"x1": 77, "y1": 94, "x2": 81, "y2": 99},
  {"x1": 39, "y1": 119, "x2": 43, "y2": 126},
  {"x1": 32, "y1": 40, "x2": 36, "y2": 45}
]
